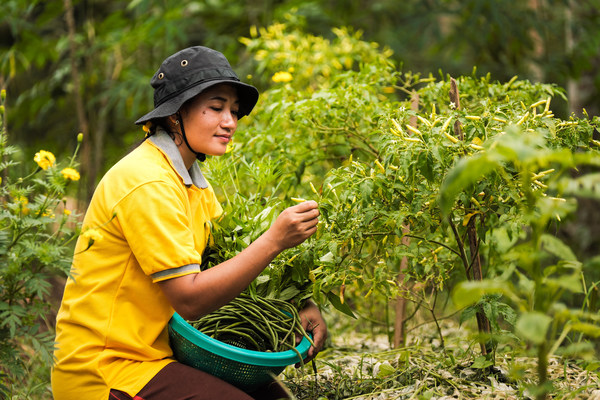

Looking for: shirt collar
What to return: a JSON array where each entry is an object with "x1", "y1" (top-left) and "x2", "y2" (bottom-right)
[{"x1": 149, "y1": 128, "x2": 208, "y2": 189}]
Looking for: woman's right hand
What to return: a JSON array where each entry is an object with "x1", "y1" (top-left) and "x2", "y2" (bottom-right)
[{"x1": 266, "y1": 200, "x2": 319, "y2": 251}]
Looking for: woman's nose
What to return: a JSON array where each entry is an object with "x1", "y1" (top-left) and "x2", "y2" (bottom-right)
[{"x1": 221, "y1": 110, "x2": 237, "y2": 129}]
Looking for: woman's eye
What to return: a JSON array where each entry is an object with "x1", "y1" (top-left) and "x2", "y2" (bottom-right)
[{"x1": 209, "y1": 106, "x2": 239, "y2": 118}]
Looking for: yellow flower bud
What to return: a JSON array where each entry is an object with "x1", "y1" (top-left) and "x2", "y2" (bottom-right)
[
  {"x1": 77, "y1": 133, "x2": 83, "y2": 142},
  {"x1": 0, "y1": 89, "x2": 5, "y2": 102}
]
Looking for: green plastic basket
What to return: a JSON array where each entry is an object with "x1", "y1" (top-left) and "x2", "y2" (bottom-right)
[{"x1": 168, "y1": 312, "x2": 311, "y2": 392}]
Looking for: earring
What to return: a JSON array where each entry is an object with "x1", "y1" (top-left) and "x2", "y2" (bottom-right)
[{"x1": 175, "y1": 120, "x2": 180, "y2": 125}]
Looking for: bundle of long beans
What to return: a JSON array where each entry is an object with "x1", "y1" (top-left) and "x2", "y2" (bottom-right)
[{"x1": 189, "y1": 293, "x2": 312, "y2": 355}]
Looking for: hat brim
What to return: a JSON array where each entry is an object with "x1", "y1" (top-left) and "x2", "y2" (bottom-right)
[{"x1": 135, "y1": 79, "x2": 259, "y2": 125}]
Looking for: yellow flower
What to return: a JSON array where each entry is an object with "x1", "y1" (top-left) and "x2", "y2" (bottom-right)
[
  {"x1": 225, "y1": 139, "x2": 235, "y2": 153},
  {"x1": 41, "y1": 209, "x2": 55, "y2": 219},
  {"x1": 64, "y1": 209, "x2": 72, "y2": 216},
  {"x1": 14, "y1": 196, "x2": 30, "y2": 214},
  {"x1": 61, "y1": 167, "x2": 81, "y2": 181},
  {"x1": 34, "y1": 150, "x2": 56, "y2": 170},
  {"x1": 82, "y1": 228, "x2": 103, "y2": 243},
  {"x1": 272, "y1": 71, "x2": 293, "y2": 83},
  {"x1": 15, "y1": 196, "x2": 28, "y2": 206}
]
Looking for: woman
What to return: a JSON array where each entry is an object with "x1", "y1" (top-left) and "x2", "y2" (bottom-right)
[{"x1": 51, "y1": 46, "x2": 327, "y2": 400}]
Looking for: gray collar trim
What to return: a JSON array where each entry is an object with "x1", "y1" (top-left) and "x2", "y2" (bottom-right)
[{"x1": 149, "y1": 128, "x2": 208, "y2": 189}]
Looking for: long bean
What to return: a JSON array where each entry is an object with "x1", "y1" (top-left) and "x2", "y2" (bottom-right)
[{"x1": 189, "y1": 293, "x2": 312, "y2": 353}]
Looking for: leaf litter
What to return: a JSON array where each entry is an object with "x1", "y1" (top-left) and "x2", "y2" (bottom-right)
[{"x1": 282, "y1": 319, "x2": 600, "y2": 399}]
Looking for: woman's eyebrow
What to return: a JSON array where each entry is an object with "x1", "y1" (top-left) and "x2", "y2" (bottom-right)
[
  {"x1": 209, "y1": 96, "x2": 239, "y2": 104},
  {"x1": 209, "y1": 95, "x2": 240, "y2": 104}
]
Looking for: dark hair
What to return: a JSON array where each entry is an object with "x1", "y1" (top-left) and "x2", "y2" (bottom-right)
[{"x1": 127, "y1": 118, "x2": 174, "y2": 154}]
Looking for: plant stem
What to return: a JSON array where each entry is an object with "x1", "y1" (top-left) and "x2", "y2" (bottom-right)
[
  {"x1": 447, "y1": 216, "x2": 472, "y2": 280},
  {"x1": 537, "y1": 340, "x2": 549, "y2": 400},
  {"x1": 428, "y1": 289, "x2": 446, "y2": 352},
  {"x1": 467, "y1": 215, "x2": 492, "y2": 356}
]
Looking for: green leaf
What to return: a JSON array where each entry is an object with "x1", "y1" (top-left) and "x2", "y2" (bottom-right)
[
  {"x1": 471, "y1": 355, "x2": 494, "y2": 369},
  {"x1": 496, "y1": 302, "x2": 517, "y2": 327},
  {"x1": 571, "y1": 322, "x2": 600, "y2": 338},
  {"x1": 451, "y1": 280, "x2": 512, "y2": 309},
  {"x1": 584, "y1": 361, "x2": 600, "y2": 372},
  {"x1": 417, "y1": 151, "x2": 435, "y2": 182},
  {"x1": 543, "y1": 275, "x2": 582, "y2": 293},
  {"x1": 459, "y1": 304, "x2": 479, "y2": 326},
  {"x1": 319, "y1": 252, "x2": 335, "y2": 264},
  {"x1": 562, "y1": 172, "x2": 600, "y2": 199},
  {"x1": 540, "y1": 234, "x2": 577, "y2": 261},
  {"x1": 376, "y1": 362, "x2": 396, "y2": 378},
  {"x1": 326, "y1": 291, "x2": 356, "y2": 319},
  {"x1": 439, "y1": 154, "x2": 500, "y2": 215},
  {"x1": 515, "y1": 311, "x2": 552, "y2": 344},
  {"x1": 278, "y1": 286, "x2": 301, "y2": 302}
]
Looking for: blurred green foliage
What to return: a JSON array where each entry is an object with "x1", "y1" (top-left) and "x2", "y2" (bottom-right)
[{"x1": 1, "y1": 0, "x2": 599, "y2": 182}]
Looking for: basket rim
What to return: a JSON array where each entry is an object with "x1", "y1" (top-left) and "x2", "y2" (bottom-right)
[{"x1": 169, "y1": 312, "x2": 311, "y2": 367}]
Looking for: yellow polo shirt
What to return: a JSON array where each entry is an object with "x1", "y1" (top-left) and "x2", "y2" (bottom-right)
[{"x1": 51, "y1": 130, "x2": 222, "y2": 399}]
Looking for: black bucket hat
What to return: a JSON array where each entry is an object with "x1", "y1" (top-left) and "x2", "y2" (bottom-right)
[{"x1": 135, "y1": 46, "x2": 259, "y2": 125}]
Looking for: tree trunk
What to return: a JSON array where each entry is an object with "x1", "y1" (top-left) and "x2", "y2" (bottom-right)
[
  {"x1": 528, "y1": 0, "x2": 545, "y2": 83},
  {"x1": 564, "y1": 0, "x2": 583, "y2": 116},
  {"x1": 449, "y1": 77, "x2": 491, "y2": 356},
  {"x1": 393, "y1": 90, "x2": 419, "y2": 348},
  {"x1": 63, "y1": 0, "x2": 92, "y2": 207}
]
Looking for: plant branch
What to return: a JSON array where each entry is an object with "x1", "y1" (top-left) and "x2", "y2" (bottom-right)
[{"x1": 447, "y1": 216, "x2": 472, "y2": 280}]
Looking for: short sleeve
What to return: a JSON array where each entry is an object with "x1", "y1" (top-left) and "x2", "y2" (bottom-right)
[{"x1": 115, "y1": 180, "x2": 202, "y2": 279}]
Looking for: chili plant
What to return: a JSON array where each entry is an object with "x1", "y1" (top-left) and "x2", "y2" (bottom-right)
[
  {"x1": 204, "y1": 24, "x2": 600, "y2": 400},
  {"x1": 446, "y1": 123, "x2": 600, "y2": 399}
]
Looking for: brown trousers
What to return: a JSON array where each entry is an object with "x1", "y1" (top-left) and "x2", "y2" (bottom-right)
[{"x1": 108, "y1": 362, "x2": 291, "y2": 400}]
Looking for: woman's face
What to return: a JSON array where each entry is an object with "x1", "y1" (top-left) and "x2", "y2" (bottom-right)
[{"x1": 177, "y1": 83, "x2": 240, "y2": 163}]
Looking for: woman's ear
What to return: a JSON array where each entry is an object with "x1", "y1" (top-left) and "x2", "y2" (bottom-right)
[{"x1": 168, "y1": 115, "x2": 179, "y2": 127}]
